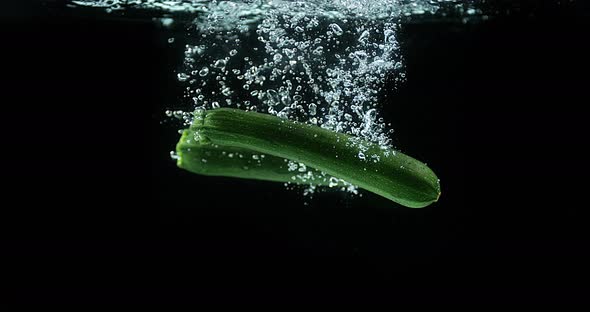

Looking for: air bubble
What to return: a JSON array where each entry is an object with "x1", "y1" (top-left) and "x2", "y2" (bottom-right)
[
  {"x1": 313, "y1": 46, "x2": 324, "y2": 55},
  {"x1": 266, "y1": 89, "x2": 280, "y2": 106},
  {"x1": 213, "y1": 59, "x2": 227, "y2": 69},
  {"x1": 283, "y1": 48, "x2": 295, "y2": 59},
  {"x1": 221, "y1": 87, "x2": 232, "y2": 96},
  {"x1": 177, "y1": 73, "x2": 190, "y2": 82},
  {"x1": 308, "y1": 103, "x2": 317, "y2": 116},
  {"x1": 384, "y1": 29, "x2": 396, "y2": 43},
  {"x1": 198, "y1": 67, "x2": 209, "y2": 77},
  {"x1": 169, "y1": 151, "x2": 180, "y2": 160},
  {"x1": 358, "y1": 30, "x2": 370, "y2": 44},
  {"x1": 329, "y1": 23, "x2": 343, "y2": 36}
]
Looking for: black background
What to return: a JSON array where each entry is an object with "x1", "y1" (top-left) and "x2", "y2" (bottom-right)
[{"x1": 1, "y1": 0, "x2": 589, "y2": 302}]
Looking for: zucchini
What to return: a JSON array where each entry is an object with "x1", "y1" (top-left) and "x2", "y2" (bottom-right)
[
  {"x1": 177, "y1": 108, "x2": 440, "y2": 208},
  {"x1": 176, "y1": 128, "x2": 347, "y2": 187}
]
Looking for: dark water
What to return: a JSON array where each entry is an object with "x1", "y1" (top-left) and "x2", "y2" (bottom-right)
[{"x1": 2, "y1": 1, "x2": 589, "y2": 301}]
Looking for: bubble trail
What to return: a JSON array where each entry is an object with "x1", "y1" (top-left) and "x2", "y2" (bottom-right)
[{"x1": 70, "y1": 1, "x2": 471, "y2": 198}]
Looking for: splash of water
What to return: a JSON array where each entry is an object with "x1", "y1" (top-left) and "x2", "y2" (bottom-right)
[
  {"x1": 71, "y1": 0, "x2": 477, "y2": 195},
  {"x1": 172, "y1": 0, "x2": 447, "y2": 145}
]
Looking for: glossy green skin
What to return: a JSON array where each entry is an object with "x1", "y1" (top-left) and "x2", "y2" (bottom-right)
[
  {"x1": 179, "y1": 108, "x2": 441, "y2": 208},
  {"x1": 176, "y1": 129, "x2": 345, "y2": 187}
]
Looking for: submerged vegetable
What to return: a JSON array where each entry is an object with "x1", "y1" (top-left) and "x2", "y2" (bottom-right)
[
  {"x1": 176, "y1": 108, "x2": 440, "y2": 208},
  {"x1": 176, "y1": 128, "x2": 347, "y2": 187}
]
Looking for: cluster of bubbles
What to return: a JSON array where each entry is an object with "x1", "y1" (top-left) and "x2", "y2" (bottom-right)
[
  {"x1": 71, "y1": 1, "x2": 478, "y2": 196},
  {"x1": 180, "y1": 8, "x2": 408, "y2": 147}
]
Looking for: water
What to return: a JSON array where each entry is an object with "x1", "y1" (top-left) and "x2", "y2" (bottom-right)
[
  {"x1": 179, "y1": 3, "x2": 407, "y2": 146},
  {"x1": 7, "y1": 0, "x2": 584, "y2": 291},
  {"x1": 69, "y1": 0, "x2": 481, "y2": 197}
]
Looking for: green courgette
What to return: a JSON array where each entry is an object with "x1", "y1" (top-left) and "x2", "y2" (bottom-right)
[
  {"x1": 177, "y1": 108, "x2": 441, "y2": 208},
  {"x1": 176, "y1": 128, "x2": 347, "y2": 187}
]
